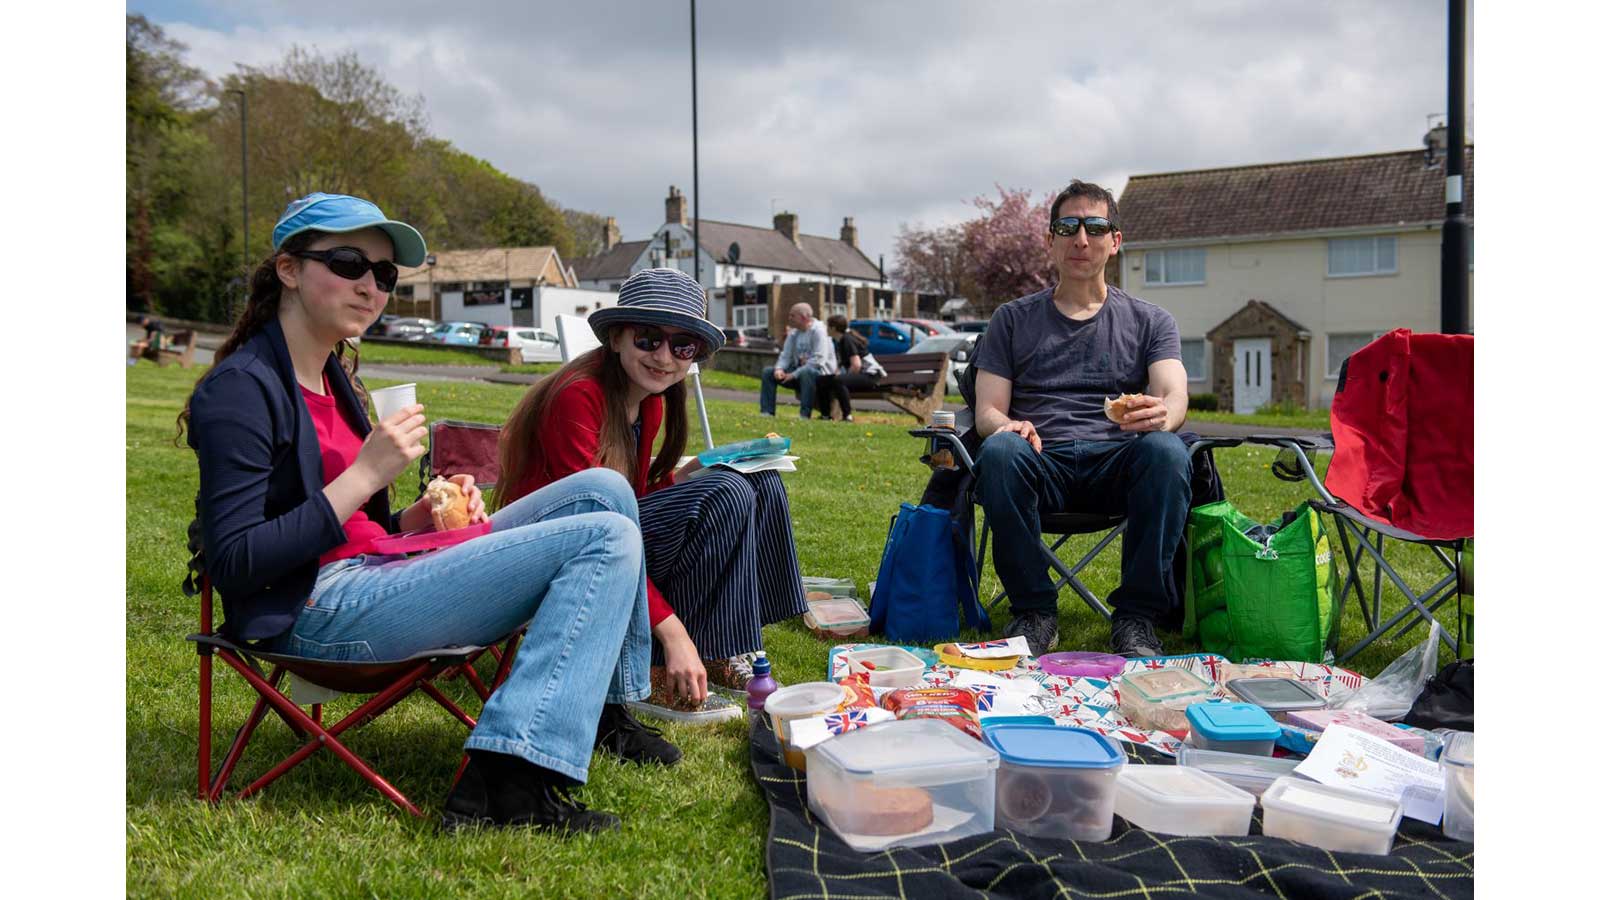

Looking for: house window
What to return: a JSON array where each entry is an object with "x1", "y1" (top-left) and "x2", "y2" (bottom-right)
[
  {"x1": 1144, "y1": 248, "x2": 1205, "y2": 286},
  {"x1": 1328, "y1": 236, "x2": 1397, "y2": 277},
  {"x1": 1326, "y1": 331, "x2": 1384, "y2": 378},
  {"x1": 732, "y1": 304, "x2": 768, "y2": 330},
  {"x1": 1180, "y1": 339, "x2": 1207, "y2": 381}
]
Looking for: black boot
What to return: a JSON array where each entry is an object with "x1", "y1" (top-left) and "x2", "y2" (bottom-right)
[
  {"x1": 440, "y1": 751, "x2": 620, "y2": 834},
  {"x1": 594, "y1": 703, "x2": 683, "y2": 766}
]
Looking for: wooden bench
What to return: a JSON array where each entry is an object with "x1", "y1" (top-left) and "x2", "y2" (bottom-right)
[
  {"x1": 836, "y1": 351, "x2": 950, "y2": 424},
  {"x1": 139, "y1": 329, "x2": 197, "y2": 368}
]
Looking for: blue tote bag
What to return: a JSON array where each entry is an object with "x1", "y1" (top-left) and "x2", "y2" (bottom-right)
[{"x1": 869, "y1": 503, "x2": 992, "y2": 643}]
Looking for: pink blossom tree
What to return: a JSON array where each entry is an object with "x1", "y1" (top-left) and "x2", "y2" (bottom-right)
[{"x1": 961, "y1": 185, "x2": 1055, "y2": 313}]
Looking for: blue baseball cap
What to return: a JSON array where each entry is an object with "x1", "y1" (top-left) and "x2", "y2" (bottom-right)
[{"x1": 271, "y1": 192, "x2": 428, "y2": 267}]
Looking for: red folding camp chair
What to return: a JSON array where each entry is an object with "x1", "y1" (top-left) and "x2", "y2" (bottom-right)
[
  {"x1": 189, "y1": 417, "x2": 522, "y2": 815},
  {"x1": 1245, "y1": 329, "x2": 1473, "y2": 663}
]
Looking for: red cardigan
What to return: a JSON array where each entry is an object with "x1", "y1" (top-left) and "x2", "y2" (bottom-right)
[{"x1": 513, "y1": 376, "x2": 677, "y2": 627}]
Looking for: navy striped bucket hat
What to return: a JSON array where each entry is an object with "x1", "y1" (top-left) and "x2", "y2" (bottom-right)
[{"x1": 589, "y1": 267, "x2": 725, "y2": 359}]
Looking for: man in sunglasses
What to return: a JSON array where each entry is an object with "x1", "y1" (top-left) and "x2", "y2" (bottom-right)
[
  {"x1": 970, "y1": 180, "x2": 1190, "y2": 660},
  {"x1": 760, "y1": 302, "x2": 838, "y2": 418}
]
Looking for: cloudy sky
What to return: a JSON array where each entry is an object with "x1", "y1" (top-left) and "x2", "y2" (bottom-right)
[{"x1": 133, "y1": 0, "x2": 1471, "y2": 266}]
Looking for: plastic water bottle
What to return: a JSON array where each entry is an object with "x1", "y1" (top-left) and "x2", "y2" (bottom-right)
[{"x1": 745, "y1": 652, "x2": 780, "y2": 714}]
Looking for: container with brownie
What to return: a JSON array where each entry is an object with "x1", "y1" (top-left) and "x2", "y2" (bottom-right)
[
  {"x1": 983, "y1": 724, "x2": 1127, "y2": 841},
  {"x1": 805, "y1": 718, "x2": 999, "y2": 852}
]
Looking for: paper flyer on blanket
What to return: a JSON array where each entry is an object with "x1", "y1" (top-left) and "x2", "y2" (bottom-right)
[{"x1": 1294, "y1": 724, "x2": 1445, "y2": 823}]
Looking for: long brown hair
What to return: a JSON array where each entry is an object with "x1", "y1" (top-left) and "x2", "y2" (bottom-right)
[
  {"x1": 494, "y1": 342, "x2": 688, "y2": 511},
  {"x1": 174, "y1": 230, "x2": 369, "y2": 443}
]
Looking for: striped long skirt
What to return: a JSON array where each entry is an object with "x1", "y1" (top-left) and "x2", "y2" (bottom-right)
[{"x1": 637, "y1": 468, "x2": 807, "y2": 661}]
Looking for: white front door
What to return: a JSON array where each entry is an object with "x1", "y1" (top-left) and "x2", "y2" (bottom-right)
[{"x1": 1233, "y1": 338, "x2": 1272, "y2": 414}]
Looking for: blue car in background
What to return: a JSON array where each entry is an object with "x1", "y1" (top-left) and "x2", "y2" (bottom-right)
[
  {"x1": 428, "y1": 321, "x2": 489, "y2": 346},
  {"x1": 849, "y1": 319, "x2": 924, "y2": 356}
]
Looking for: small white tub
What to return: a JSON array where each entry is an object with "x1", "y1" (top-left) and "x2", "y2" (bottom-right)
[
  {"x1": 1115, "y1": 765, "x2": 1256, "y2": 836},
  {"x1": 1260, "y1": 776, "x2": 1402, "y2": 855}
]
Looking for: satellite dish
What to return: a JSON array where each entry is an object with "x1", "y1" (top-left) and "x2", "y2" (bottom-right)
[{"x1": 728, "y1": 241, "x2": 741, "y2": 265}]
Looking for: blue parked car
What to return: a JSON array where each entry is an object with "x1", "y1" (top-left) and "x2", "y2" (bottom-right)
[
  {"x1": 849, "y1": 319, "x2": 923, "y2": 356},
  {"x1": 428, "y1": 321, "x2": 488, "y2": 346}
]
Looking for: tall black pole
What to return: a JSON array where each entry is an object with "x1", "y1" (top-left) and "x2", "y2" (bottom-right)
[
  {"x1": 1441, "y1": 0, "x2": 1469, "y2": 334},
  {"x1": 690, "y1": 0, "x2": 701, "y2": 290}
]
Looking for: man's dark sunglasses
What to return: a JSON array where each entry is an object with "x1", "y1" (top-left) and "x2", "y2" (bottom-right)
[
  {"x1": 630, "y1": 324, "x2": 705, "y2": 361},
  {"x1": 1049, "y1": 216, "x2": 1117, "y2": 238},
  {"x1": 290, "y1": 247, "x2": 400, "y2": 292}
]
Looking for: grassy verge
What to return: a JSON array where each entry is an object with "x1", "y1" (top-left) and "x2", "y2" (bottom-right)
[
  {"x1": 127, "y1": 362, "x2": 1454, "y2": 897},
  {"x1": 357, "y1": 341, "x2": 500, "y2": 367}
]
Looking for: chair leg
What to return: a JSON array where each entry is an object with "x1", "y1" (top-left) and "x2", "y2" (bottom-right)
[
  {"x1": 198, "y1": 651, "x2": 212, "y2": 801},
  {"x1": 419, "y1": 681, "x2": 479, "y2": 730}
]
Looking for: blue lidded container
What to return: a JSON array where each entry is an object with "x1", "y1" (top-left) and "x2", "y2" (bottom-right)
[
  {"x1": 984, "y1": 725, "x2": 1127, "y2": 842},
  {"x1": 1186, "y1": 701, "x2": 1282, "y2": 757}
]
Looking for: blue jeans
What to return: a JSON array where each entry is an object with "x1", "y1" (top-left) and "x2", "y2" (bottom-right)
[
  {"x1": 760, "y1": 366, "x2": 821, "y2": 417},
  {"x1": 278, "y1": 468, "x2": 651, "y2": 784},
  {"x1": 974, "y1": 431, "x2": 1191, "y2": 623}
]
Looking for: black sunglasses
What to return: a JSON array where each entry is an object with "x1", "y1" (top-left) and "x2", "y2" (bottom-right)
[
  {"x1": 1049, "y1": 216, "x2": 1117, "y2": 238},
  {"x1": 630, "y1": 324, "x2": 705, "y2": 361},
  {"x1": 290, "y1": 247, "x2": 400, "y2": 292}
]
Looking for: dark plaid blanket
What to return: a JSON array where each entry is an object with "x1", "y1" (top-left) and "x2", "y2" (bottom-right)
[{"x1": 752, "y1": 717, "x2": 1473, "y2": 899}]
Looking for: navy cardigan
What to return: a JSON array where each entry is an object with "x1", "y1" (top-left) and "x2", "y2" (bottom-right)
[{"x1": 187, "y1": 320, "x2": 394, "y2": 641}]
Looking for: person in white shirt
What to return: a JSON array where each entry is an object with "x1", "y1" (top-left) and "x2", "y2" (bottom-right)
[{"x1": 759, "y1": 302, "x2": 838, "y2": 418}]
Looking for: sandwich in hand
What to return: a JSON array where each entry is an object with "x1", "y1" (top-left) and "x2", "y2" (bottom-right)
[
  {"x1": 1104, "y1": 393, "x2": 1145, "y2": 424},
  {"x1": 424, "y1": 477, "x2": 471, "y2": 532}
]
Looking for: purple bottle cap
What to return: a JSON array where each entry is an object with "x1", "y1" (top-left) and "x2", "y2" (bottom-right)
[{"x1": 1037, "y1": 651, "x2": 1127, "y2": 680}]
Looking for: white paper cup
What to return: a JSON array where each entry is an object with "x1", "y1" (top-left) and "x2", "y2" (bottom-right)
[{"x1": 369, "y1": 383, "x2": 417, "y2": 422}]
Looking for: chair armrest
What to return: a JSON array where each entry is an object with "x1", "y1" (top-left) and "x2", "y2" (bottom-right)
[{"x1": 908, "y1": 427, "x2": 978, "y2": 473}]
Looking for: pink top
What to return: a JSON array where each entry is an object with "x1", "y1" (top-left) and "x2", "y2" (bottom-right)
[{"x1": 300, "y1": 380, "x2": 388, "y2": 566}]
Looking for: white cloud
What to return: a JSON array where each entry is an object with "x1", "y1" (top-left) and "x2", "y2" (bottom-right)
[{"x1": 143, "y1": 0, "x2": 1470, "y2": 266}]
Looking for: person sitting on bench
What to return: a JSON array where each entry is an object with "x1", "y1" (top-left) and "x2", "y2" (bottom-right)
[
  {"x1": 971, "y1": 180, "x2": 1191, "y2": 660},
  {"x1": 759, "y1": 303, "x2": 837, "y2": 419},
  {"x1": 817, "y1": 314, "x2": 884, "y2": 422}
]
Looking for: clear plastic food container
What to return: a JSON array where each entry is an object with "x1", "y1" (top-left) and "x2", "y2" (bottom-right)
[
  {"x1": 764, "y1": 682, "x2": 848, "y2": 770},
  {"x1": 1177, "y1": 747, "x2": 1304, "y2": 797},
  {"x1": 806, "y1": 718, "x2": 999, "y2": 852},
  {"x1": 803, "y1": 596, "x2": 871, "y2": 638},
  {"x1": 1186, "y1": 701, "x2": 1282, "y2": 756},
  {"x1": 1260, "y1": 776, "x2": 1402, "y2": 855},
  {"x1": 1224, "y1": 677, "x2": 1328, "y2": 718},
  {"x1": 837, "y1": 647, "x2": 926, "y2": 688},
  {"x1": 984, "y1": 724, "x2": 1127, "y2": 842},
  {"x1": 1118, "y1": 668, "x2": 1214, "y2": 732},
  {"x1": 1440, "y1": 731, "x2": 1474, "y2": 842},
  {"x1": 1284, "y1": 709, "x2": 1425, "y2": 755},
  {"x1": 1115, "y1": 765, "x2": 1256, "y2": 836},
  {"x1": 1038, "y1": 651, "x2": 1126, "y2": 680}
]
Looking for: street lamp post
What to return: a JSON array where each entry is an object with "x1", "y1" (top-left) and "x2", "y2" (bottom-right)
[
  {"x1": 1440, "y1": 0, "x2": 1470, "y2": 334},
  {"x1": 690, "y1": 0, "x2": 701, "y2": 291}
]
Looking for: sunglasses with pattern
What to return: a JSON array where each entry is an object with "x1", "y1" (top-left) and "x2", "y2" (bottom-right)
[
  {"x1": 628, "y1": 324, "x2": 705, "y2": 361},
  {"x1": 289, "y1": 247, "x2": 400, "y2": 292},
  {"x1": 1048, "y1": 216, "x2": 1117, "y2": 238}
]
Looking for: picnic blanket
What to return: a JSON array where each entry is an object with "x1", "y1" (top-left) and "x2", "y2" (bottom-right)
[
  {"x1": 828, "y1": 645, "x2": 1369, "y2": 756},
  {"x1": 753, "y1": 714, "x2": 1474, "y2": 899}
]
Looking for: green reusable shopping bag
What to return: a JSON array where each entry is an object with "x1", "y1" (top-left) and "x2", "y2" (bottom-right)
[{"x1": 1183, "y1": 500, "x2": 1335, "y2": 662}]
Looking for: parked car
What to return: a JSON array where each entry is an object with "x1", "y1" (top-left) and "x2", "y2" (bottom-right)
[
  {"x1": 382, "y1": 316, "x2": 437, "y2": 340},
  {"x1": 897, "y1": 317, "x2": 957, "y2": 337},
  {"x1": 908, "y1": 334, "x2": 978, "y2": 393},
  {"x1": 481, "y1": 325, "x2": 562, "y2": 361},
  {"x1": 365, "y1": 314, "x2": 397, "y2": 337},
  {"x1": 848, "y1": 319, "x2": 920, "y2": 356},
  {"x1": 722, "y1": 326, "x2": 778, "y2": 350},
  {"x1": 952, "y1": 320, "x2": 989, "y2": 335},
  {"x1": 428, "y1": 321, "x2": 489, "y2": 346}
]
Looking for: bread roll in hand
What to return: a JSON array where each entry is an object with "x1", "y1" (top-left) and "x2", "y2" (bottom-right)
[
  {"x1": 424, "y1": 477, "x2": 471, "y2": 532},
  {"x1": 1104, "y1": 393, "x2": 1144, "y2": 424}
]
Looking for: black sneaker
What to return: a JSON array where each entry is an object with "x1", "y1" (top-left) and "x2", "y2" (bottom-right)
[
  {"x1": 1003, "y1": 611, "x2": 1059, "y2": 658},
  {"x1": 1111, "y1": 615, "x2": 1165, "y2": 658},
  {"x1": 441, "y1": 751, "x2": 620, "y2": 835},
  {"x1": 595, "y1": 703, "x2": 683, "y2": 766}
]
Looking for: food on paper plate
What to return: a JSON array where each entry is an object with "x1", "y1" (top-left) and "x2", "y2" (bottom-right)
[
  {"x1": 1104, "y1": 394, "x2": 1145, "y2": 424},
  {"x1": 424, "y1": 477, "x2": 471, "y2": 531}
]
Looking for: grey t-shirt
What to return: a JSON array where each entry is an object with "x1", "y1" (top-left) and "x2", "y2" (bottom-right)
[{"x1": 973, "y1": 284, "x2": 1181, "y2": 442}]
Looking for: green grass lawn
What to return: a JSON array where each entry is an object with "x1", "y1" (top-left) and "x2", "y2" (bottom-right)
[
  {"x1": 127, "y1": 361, "x2": 1456, "y2": 897},
  {"x1": 357, "y1": 341, "x2": 500, "y2": 367}
]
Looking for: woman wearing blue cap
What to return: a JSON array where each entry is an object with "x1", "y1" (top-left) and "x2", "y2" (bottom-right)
[
  {"x1": 179, "y1": 192, "x2": 667, "y2": 834},
  {"x1": 495, "y1": 268, "x2": 808, "y2": 711}
]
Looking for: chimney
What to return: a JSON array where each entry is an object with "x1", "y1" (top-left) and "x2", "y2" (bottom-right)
[
  {"x1": 774, "y1": 211, "x2": 799, "y2": 246},
  {"x1": 1423, "y1": 122, "x2": 1448, "y2": 168},
  {"x1": 665, "y1": 186, "x2": 686, "y2": 225},
  {"x1": 840, "y1": 216, "x2": 858, "y2": 248},
  {"x1": 602, "y1": 216, "x2": 621, "y2": 251}
]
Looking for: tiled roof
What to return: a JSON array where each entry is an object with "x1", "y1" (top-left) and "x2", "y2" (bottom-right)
[
  {"x1": 396, "y1": 246, "x2": 571, "y2": 286},
  {"x1": 571, "y1": 240, "x2": 649, "y2": 282},
  {"x1": 1119, "y1": 147, "x2": 1474, "y2": 244},
  {"x1": 685, "y1": 219, "x2": 884, "y2": 282}
]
